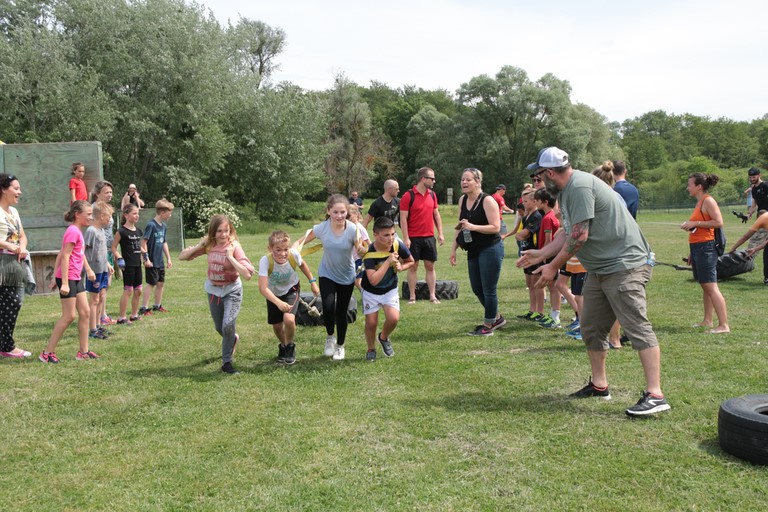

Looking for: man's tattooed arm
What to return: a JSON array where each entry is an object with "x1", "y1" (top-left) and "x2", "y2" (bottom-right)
[{"x1": 565, "y1": 220, "x2": 589, "y2": 255}]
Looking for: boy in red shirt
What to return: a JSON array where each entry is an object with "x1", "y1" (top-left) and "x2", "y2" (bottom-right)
[{"x1": 534, "y1": 188, "x2": 562, "y2": 328}]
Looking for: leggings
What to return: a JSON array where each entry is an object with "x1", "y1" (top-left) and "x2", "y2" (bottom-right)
[
  {"x1": 0, "y1": 286, "x2": 22, "y2": 352},
  {"x1": 319, "y1": 277, "x2": 354, "y2": 346},
  {"x1": 207, "y1": 285, "x2": 242, "y2": 364}
]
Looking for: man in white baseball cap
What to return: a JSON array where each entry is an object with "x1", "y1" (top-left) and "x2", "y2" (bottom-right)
[{"x1": 519, "y1": 146, "x2": 670, "y2": 417}]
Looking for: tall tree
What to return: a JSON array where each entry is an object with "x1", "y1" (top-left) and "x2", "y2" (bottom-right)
[{"x1": 225, "y1": 17, "x2": 286, "y2": 88}]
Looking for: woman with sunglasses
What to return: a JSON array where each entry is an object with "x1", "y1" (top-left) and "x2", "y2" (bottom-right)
[
  {"x1": 449, "y1": 168, "x2": 504, "y2": 336},
  {"x1": 0, "y1": 174, "x2": 32, "y2": 358}
]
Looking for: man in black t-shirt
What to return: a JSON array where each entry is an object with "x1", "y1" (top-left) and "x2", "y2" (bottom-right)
[
  {"x1": 748, "y1": 167, "x2": 768, "y2": 219},
  {"x1": 363, "y1": 180, "x2": 400, "y2": 229}
]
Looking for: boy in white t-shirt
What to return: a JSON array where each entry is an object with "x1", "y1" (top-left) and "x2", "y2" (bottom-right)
[{"x1": 258, "y1": 230, "x2": 319, "y2": 364}]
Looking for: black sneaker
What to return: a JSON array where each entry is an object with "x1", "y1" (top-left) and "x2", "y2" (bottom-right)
[
  {"x1": 619, "y1": 334, "x2": 630, "y2": 346},
  {"x1": 569, "y1": 379, "x2": 611, "y2": 400},
  {"x1": 277, "y1": 343, "x2": 287, "y2": 363},
  {"x1": 491, "y1": 315, "x2": 507, "y2": 331},
  {"x1": 284, "y1": 343, "x2": 296, "y2": 365},
  {"x1": 366, "y1": 349, "x2": 377, "y2": 362},
  {"x1": 378, "y1": 333, "x2": 394, "y2": 357},
  {"x1": 625, "y1": 391, "x2": 671, "y2": 416},
  {"x1": 221, "y1": 362, "x2": 238, "y2": 374},
  {"x1": 468, "y1": 325, "x2": 494, "y2": 336}
]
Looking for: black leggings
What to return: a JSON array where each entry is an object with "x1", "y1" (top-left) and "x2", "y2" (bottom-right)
[
  {"x1": 319, "y1": 277, "x2": 354, "y2": 346},
  {"x1": 0, "y1": 286, "x2": 22, "y2": 352}
]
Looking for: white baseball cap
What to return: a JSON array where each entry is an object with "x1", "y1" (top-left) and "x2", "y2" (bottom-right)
[{"x1": 526, "y1": 147, "x2": 569, "y2": 173}]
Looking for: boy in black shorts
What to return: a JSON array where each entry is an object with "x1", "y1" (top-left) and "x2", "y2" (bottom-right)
[
  {"x1": 515, "y1": 189, "x2": 544, "y2": 320},
  {"x1": 140, "y1": 199, "x2": 174, "y2": 315}
]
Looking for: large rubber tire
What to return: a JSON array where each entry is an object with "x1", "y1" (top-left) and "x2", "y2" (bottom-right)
[
  {"x1": 295, "y1": 292, "x2": 358, "y2": 327},
  {"x1": 718, "y1": 394, "x2": 768, "y2": 465},
  {"x1": 400, "y1": 280, "x2": 458, "y2": 301}
]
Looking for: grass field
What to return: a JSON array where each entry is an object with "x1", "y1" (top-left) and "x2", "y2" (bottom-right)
[{"x1": 1, "y1": 207, "x2": 766, "y2": 511}]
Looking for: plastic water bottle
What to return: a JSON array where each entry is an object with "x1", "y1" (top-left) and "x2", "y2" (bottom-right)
[{"x1": 647, "y1": 251, "x2": 656, "y2": 267}]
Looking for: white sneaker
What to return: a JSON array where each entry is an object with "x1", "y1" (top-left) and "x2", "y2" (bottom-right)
[
  {"x1": 324, "y1": 335, "x2": 336, "y2": 357},
  {"x1": 332, "y1": 344, "x2": 345, "y2": 361}
]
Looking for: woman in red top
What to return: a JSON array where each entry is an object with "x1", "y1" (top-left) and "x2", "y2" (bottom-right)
[{"x1": 680, "y1": 173, "x2": 729, "y2": 334}]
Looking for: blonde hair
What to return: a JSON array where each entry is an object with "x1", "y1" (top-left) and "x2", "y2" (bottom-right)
[
  {"x1": 268, "y1": 230, "x2": 291, "y2": 247},
  {"x1": 92, "y1": 200, "x2": 113, "y2": 218},
  {"x1": 155, "y1": 198, "x2": 174, "y2": 212},
  {"x1": 347, "y1": 203, "x2": 361, "y2": 221}
]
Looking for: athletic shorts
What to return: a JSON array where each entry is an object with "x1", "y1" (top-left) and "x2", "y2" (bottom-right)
[
  {"x1": 122, "y1": 266, "x2": 143, "y2": 290},
  {"x1": 86, "y1": 272, "x2": 110, "y2": 293},
  {"x1": 523, "y1": 262, "x2": 542, "y2": 275},
  {"x1": 266, "y1": 285, "x2": 300, "y2": 325},
  {"x1": 145, "y1": 267, "x2": 165, "y2": 285},
  {"x1": 56, "y1": 277, "x2": 86, "y2": 299},
  {"x1": 361, "y1": 287, "x2": 400, "y2": 314},
  {"x1": 570, "y1": 272, "x2": 587, "y2": 296},
  {"x1": 409, "y1": 236, "x2": 438, "y2": 262}
]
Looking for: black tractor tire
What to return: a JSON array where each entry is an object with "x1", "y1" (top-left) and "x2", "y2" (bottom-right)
[
  {"x1": 718, "y1": 394, "x2": 768, "y2": 465},
  {"x1": 400, "y1": 280, "x2": 458, "y2": 301},
  {"x1": 296, "y1": 292, "x2": 358, "y2": 326}
]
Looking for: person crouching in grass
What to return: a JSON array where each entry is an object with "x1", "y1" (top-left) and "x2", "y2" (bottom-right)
[{"x1": 361, "y1": 217, "x2": 414, "y2": 361}]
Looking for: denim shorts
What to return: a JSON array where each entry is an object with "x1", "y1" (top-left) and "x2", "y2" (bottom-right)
[{"x1": 690, "y1": 241, "x2": 718, "y2": 284}]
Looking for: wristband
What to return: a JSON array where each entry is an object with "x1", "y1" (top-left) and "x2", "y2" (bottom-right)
[
  {"x1": 308, "y1": 278, "x2": 317, "y2": 283},
  {"x1": 142, "y1": 252, "x2": 149, "y2": 261}
]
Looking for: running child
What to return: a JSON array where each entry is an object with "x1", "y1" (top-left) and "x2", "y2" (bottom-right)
[
  {"x1": 257, "y1": 230, "x2": 320, "y2": 365},
  {"x1": 361, "y1": 217, "x2": 414, "y2": 361},
  {"x1": 139, "y1": 199, "x2": 174, "y2": 315},
  {"x1": 294, "y1": 194, "x2": 363, "y2": 361},
  {"x1": 84, "y1": 201, "x2": 114, "y2": 341},
  {"x1": 40, "y1": 201, "x2": 99, "y2": 362},
  {"x1": 179, "y1": 214, "x2": 254, "y2": 374},
  {"x1": 111, "y1": 203, "x2": 143, "y2": 324},
  {"x1": 515, "y1": 189, "x2": 544, "y2": 321}
]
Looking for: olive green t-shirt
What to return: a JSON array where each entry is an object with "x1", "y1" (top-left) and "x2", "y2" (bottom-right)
[{"x1": 558, "y1": 170, "x2": 650, "y2": 274}]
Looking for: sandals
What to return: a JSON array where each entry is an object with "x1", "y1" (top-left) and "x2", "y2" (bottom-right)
[{"x1": 430, "y1": 298, "x2": 441, "y2": 304}]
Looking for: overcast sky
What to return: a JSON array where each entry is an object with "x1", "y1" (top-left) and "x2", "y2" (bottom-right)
[{"x1": 198, "y1": 0, "x2": 767, "y2": 123}]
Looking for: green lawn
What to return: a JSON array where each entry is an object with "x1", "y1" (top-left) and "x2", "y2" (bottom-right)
[{"x1": 2, "y1": 207, "x2": 766, "y2": 511}]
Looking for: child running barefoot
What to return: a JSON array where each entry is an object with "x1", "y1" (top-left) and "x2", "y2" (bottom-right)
[
  {"x1": 361, "y1": 217, "x2": 414, "y2": 361},
  {"x1": 112, "y1": 203, "x2": 143, "y2": 324},
  {"x1": 257, "y1": 230, "x2": 320, "y2": 365},
  {"x1": 294, "y1": 194, "x2": 363, "y2": 361},
  {"x1": 84, "y1": 201, "x2": 114, "y2": 341},
  {"x1": 179, "y1": 215, "x2": 254, "y2": 374},
  {"x1": 40, "y1": 201, "x2": 99, "y2": 362}
]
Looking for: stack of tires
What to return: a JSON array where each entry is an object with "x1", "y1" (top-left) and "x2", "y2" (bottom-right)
[{"x1": 295, "y1": 292, "x2": 357, "y2": 327}]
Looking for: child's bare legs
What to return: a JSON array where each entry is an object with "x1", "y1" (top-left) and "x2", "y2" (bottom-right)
[
  {"x1": 282, "y1": 313, "x2": 296, "y2": 344},
  {"x1": 100, "y1": 274, "x2": 111, "y2": 321},
  {"x1": 118, "y1": 287, "x2": 132, "y2": 319},
  {"x1": 154, "y1": 281, "x2": 165, "y2": 308},
  {"x1": 142, "y1": 284, "x2": 155, "y2": 310},
  {"x1": 380, "y1": 305, "x2": 399, "y2": 341},
  {"x1": 89, "y1": 291, "x2": 101, "y2": 331},
  {"x1": 272, "y1": 322, "x2": 287, "y2": 344},
  {"x1": 46, "y1": 297, "x2": 77, "y2": 354},
  {"x1": 365, "y1": 312, "x2": 379, "y2": 351},
  {"x1": 556, "y1": 274, "x2": 579, "y2": 316},
  {"x1": 524, "y1": 274, "x2": 539, "y2": 313},
  {"x1": 547, "y1": 281, "x2": 561, "y2": 320},
  {"x1": 75, "y1": 292, "x2": 91, "y2": 352},
  {"x1": 131, "y1": 288, "x2": 142, "y2": 317}
]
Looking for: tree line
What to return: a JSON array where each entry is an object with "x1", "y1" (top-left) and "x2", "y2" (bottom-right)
[{"x1": 2, "y1": 0, "x2": 766, "y2": 230}]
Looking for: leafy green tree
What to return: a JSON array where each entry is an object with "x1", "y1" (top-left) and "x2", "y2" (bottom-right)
[
  {"x1": 225, "y1": 17, "x2": 286, "y2": 88},
  {"x1": 214, "y1": 85, "x2": 329, "y2": 221}
]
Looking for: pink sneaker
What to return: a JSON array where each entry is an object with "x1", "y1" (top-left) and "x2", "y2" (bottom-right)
[
  {"x1": 39, "y1": 352, "x2": 60, "y2": 363},
  {"x1": 100, "y1": 315, "x2": 116, "y2": 325},
  {"x1": 76, "y1": 350, "x2": 100, "y2": 360}
]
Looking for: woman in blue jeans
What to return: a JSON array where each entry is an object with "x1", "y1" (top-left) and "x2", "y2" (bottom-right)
[{"x1": 449, "y1": 168, "x2": 503, "y2": 336}]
